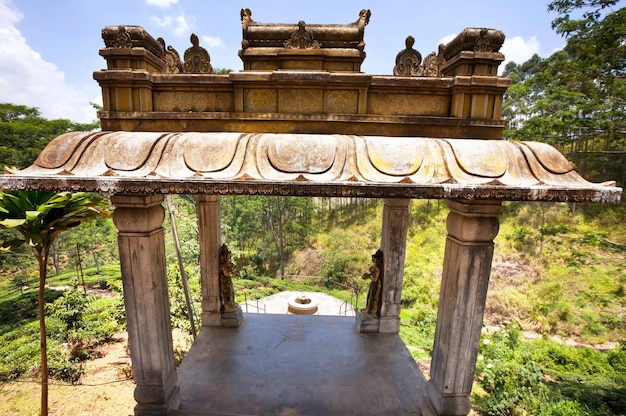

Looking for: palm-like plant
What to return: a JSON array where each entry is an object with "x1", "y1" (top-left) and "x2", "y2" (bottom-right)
[{"x1": 0, "y1": 191, "x2": 109, "y2": 416}]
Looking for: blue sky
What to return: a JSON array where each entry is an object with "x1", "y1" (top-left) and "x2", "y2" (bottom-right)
[{"x1": 0, "y1": 0, "x2": 569, "y2": 123}]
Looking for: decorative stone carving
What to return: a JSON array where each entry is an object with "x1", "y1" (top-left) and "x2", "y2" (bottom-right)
[
  {"x1": 357, "y1": 9, "x2": 371, "y2": 28},
  {"x1": 240, "y1": 8, "x2": 253, "y2": 50},
  {"x1": 324, "y1": 90, "x2": 358, "y2": 114},
  {"x1": 279, "y1": 89, "x2": 323, "y2": 113},
  {"x1": 394, "y1": 37, "x2": 446, "y2": 77},
  {"x1": 474, "y1": 29, "x2": 489, "y2": 52},
  {"x1": 362, "y1": 249, "x2": 384, "y2": 317},
  {"x1": 422, "y1": 44, "x2": 446, "y2": 77},
  {"x1": 245, "y1": 89, "x2": 277, "y2": 113},
  {"x1": 101, "y1": 25, "x2": 164, "y2": 57},
  {"x1": 393, "y1": 36, "x2": 422, "y2": 77},
  {"x1": 158, "y1": 38, "x2": 183, "y2": 74},
  {"x1": 238, "y1": 9, "x2": 369, "y2": 70},
  {"x1": 355, "y1": 9, "x2": 371, "y2": 50},
  {"x1": 219, "y1": 244, "x2": 239, "y2": 312},
  {"x1": 184, "y1": 33, "x2": 213, "y2": 74},
  {"x1": 112, "y1": 26, "x2": 132, "y2": 48},
  {"x1": 442, "y1": 27, "x2": 505, "y2": 60},
  {"x1": 12, "y1": 131, "x2": 620, "y2": 203},
  {"x1": 284, "y1": 21, "x2": 320, "y2": 49}
]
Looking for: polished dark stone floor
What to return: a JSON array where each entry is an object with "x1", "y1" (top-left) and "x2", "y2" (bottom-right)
[{"x1": 171, "y1": 313, "x2": 425, "y2": 415}]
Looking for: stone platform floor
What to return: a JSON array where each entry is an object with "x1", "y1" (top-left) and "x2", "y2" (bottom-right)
[{"x1": 172, "y1": 313, "x2": 426, "y2": 415}]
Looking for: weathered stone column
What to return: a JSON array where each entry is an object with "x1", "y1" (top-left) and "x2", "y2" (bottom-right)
[
  {"x1": 357, "y1": 198, "x2": 410, "y2": 333},
  {"x1": 422, "y1": 200, "x2": 504, "y2": 416},
  {"x1": 197, "y1": 195, "x2": 243, "y2": 327},
  {"x1": 196, "y1": 195, "x2": 222, "y2": 326},
  {"x1": 111, "y1": 194, "x2": 179, "y2": 415}
]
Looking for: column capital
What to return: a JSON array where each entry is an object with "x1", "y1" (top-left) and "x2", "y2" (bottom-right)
[
  {"x1": 446, "y1": 200, "x2": 503, "y2": 244},
  {"x1": 446, "y1": 199, "x2": 504, "y2": 217},
  {"x1": 111, "y1": 194, "x2": 164, "y2": 208},
  {"x1": 112, "y1": 194, "x2": 165, "y2": 234}
]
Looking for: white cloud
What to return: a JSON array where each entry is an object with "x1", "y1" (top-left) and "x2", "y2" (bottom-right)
[
  {"x1": 145, "y1": 0, "x2": 179, "y2": 8},
  {"x1": 150, "y1": 12, "x2": 193, "y2": 37},
  {"x1": 202, "y1": 36, "x2": 226, "y2": 49},
  {"x1": 438, "y1": 34, "x2": 457, "y2": 47},
  {"x1": 0, "y1": 0, "x2": 97, "y2": 123},
  {"x1": 501, "y1": 35, "x2": 540, "y2": 66}
]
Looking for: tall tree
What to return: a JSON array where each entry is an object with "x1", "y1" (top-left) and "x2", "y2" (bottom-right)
[
  {"x1": 503, "y1": 2, "x2": 626, "y2": 185},
  {"x1": 0, "y1": 191, "x2": 109, "y2": 416},
  {"x1": 262, "y1": 196, "x2": 314, "y2": 279}
]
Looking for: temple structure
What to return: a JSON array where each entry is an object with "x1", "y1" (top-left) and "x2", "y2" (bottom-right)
[{"x1": 0, "y1": 9, "x2": 621, "y2": 416}]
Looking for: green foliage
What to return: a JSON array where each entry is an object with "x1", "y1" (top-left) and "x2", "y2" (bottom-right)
[
  {"x1": 504, "y1": 3, "x2": 626, "y2": 186},
  {"x1": 0, "y1": 191, "x2": 110, "y2": 253},
  {"x1": 46, "y1": 288, "x2": 95, "y2": 334},
  {"x1": 0, "y1": 103, "x2": 99, "y2": 169},
  {"x1": 166, "y1": 263, "x2": 200, "y2": 334},
  {"x1": 474, "y1": 324, "x2": 626, "y2": 415},
  {"x1": 221, "y1": 195, "x2": 317, "y2": 278},
  {"x1": 0, "y1": 285, "x2": 123, "y2": 382}
]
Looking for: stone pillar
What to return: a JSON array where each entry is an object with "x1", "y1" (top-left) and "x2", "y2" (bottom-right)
[
  {"x1": 111, "y1": 194, "x2": 179, "y2": 416},
  {"x1": 197, "y1": 195, "x2": 243, "y2": 327},
  {"x1": 197, "y1": 195, "x2": 222, "y2": 326},
  {"x1": 422, "y1": 200, "x2": 504, "y2": 416},
  {"x1": 357, "y1": 198, "x2": 410, "y2": 333}
]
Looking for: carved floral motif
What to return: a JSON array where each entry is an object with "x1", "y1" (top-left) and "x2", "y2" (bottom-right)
[
  {"x1": 112, "y1": 26, "x2": 132, "y2": 48},
  {"x1": 245, "y1": 89, "x2": 277, "y2": 113},
  {"x1": 475, "y1": 28, "x2": 492, "y2": 52}
]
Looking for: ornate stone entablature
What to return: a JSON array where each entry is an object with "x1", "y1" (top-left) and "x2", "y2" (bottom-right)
[{"x1": 2, "y1": 132, "x2": 620, "y2": 203}]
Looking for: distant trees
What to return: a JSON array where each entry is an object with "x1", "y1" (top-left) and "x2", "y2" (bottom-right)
[
  {"x1": 0, "y1": 103, "x2": 99, "y2": 170},
  {"x1": 503, "y1": 1, "x2": 625, "y2": 186},
  {"x1": 221, "y1": 196, "x2": 315, "y2": 279}
]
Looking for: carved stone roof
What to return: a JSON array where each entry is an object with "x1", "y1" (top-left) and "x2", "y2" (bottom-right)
[
  {"x1": 241, "y1": 8, "x2": 370, "y2": 50},
  {"x1": 238, "y1": 9, "x2": 370, "y2": 71},
  {"x1": 1, "y1": 132, "x2": 620, "y2": 203}
]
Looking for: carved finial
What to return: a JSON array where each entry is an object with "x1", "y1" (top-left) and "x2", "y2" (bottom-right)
[
  {"x1": 191, "y1": 33, "x2": 199, "y2": 48},
  {"x1": 241, "y1": 8, "x2": 253, "y2": 49},
  {"x1": 284, "y1": 21, "x2": 320, "y2": 49},
  {"x1": 358, "y1": 9, "x2": 371, "y2": 27},
  {"x1": 112, "y1": 26, "x2": 132, "y2": 48},
  {"x1": 158, "y1": 37, "x2": 183, "y2": 74},
  {"x1": 393, "y1": 36, "x2": 422, "y2": 77},
  {"x1": 241, "y1": 8, "x2": 252, "y2": 22},
  {"x1": 184, "y1": 33, "x2": 213, "y2": 73}
]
